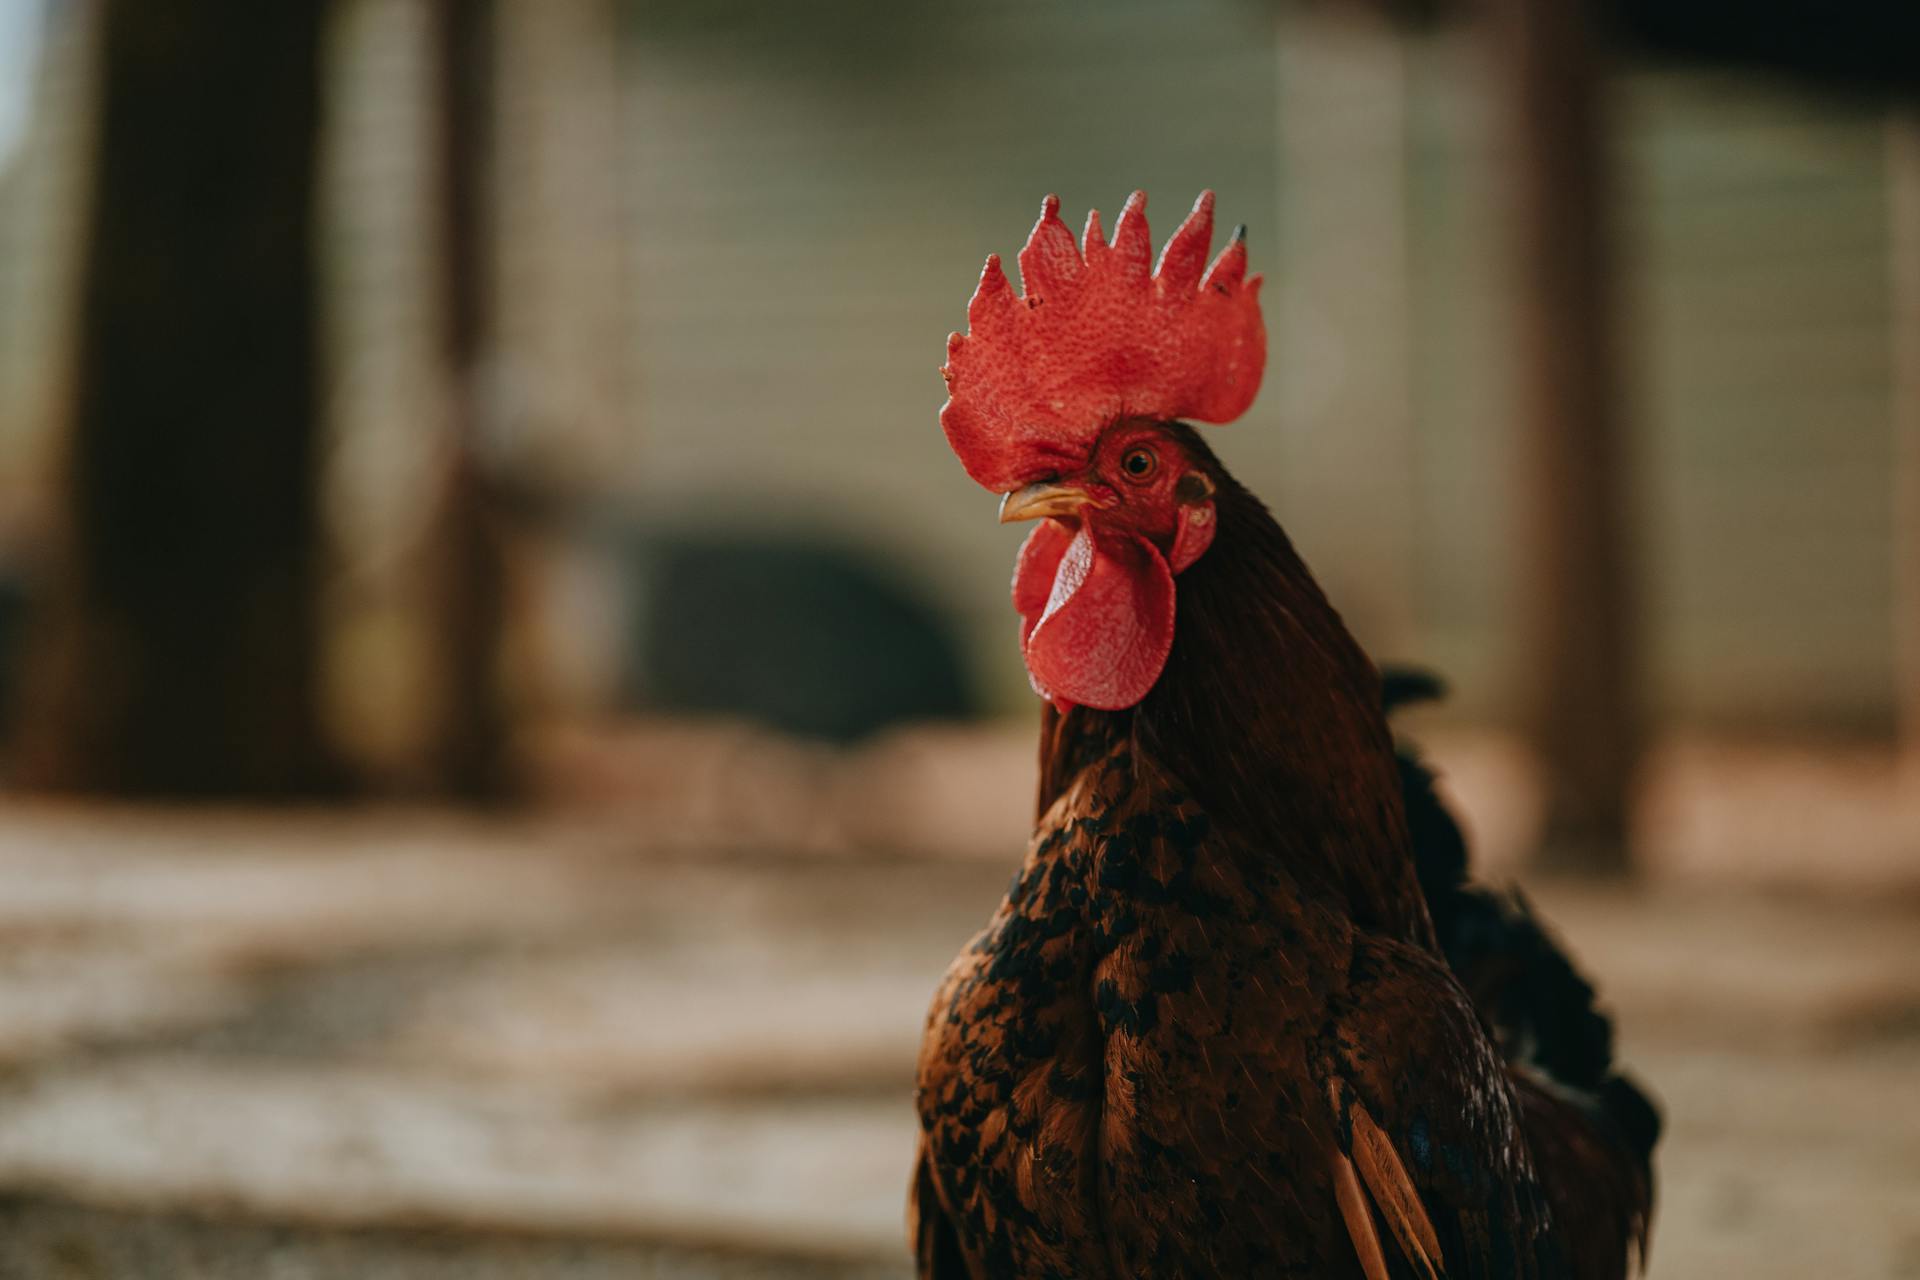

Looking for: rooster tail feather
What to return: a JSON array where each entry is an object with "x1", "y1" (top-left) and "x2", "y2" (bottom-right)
[
  {"x1": 1380, "y1": 665, "x2": 1662, "y2": 1158},
  {"x1": 1382, "y1": 664, "x2": 1660, "y2": 1274}
]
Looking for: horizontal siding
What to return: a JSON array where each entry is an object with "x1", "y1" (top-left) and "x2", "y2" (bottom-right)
[
  {"x1": 0, "y1": 0, "x2": 1897, "y2": 730},
  {"x1": 622, "y1": 7, "x2": 1903, "y2": 727},
  {"x1": 1622, "y1": 70, "x2": 1894, "y2": 728},
  {"x1": 1397, "y1": 43, "x2": 1896, "y2": 728},
  {"x1": 621, "y1": 0, "x2": 1282, "y2": 708}
]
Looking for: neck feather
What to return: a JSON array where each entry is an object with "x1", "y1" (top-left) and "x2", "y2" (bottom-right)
[{"x1": 1037, "y1": 426, "x2": 1431, "y2": 945}]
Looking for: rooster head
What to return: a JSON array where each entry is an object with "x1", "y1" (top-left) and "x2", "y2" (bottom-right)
[{"x1": 938, "y1": 191, "x2": 1267, "y2": 711}]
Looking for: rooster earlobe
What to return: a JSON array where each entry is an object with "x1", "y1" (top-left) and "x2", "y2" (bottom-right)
[
  {"x1": 1013, "y1": 518, "x2": 1077, "y2": 645},
  {"x1": 1169, "y1": 473, "x2": 1217, "y2": 574}
]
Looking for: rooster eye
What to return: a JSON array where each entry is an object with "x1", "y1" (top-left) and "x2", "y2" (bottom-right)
[{"x1": 1121, "y1": 447, "x2": 1157, "y2": 481}]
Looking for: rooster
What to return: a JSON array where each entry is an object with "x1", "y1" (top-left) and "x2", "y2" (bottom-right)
[{"x1": 912, "y1": 192, "x2": 1657, "y2": 1279}]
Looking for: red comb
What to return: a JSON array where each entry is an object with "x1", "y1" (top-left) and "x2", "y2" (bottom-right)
[{"x1": 939, "y1": 191, "x2": 1266, "y2": 493}]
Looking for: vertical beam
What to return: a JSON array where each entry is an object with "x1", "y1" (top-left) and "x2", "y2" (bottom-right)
[
  {"x1": 1891, "y1": 113, "x2": 1920, "y2": 757},
  {"x1": 426, "y1": 0, "x2": 511, "y2": 798},
  {"x1": 493, "y1": 0, "x2": 631, "y2": 717},
  {"x1": 1488, "y1": 0, "x2": 1640, "y2": 873},
  {"x1": 495, "y1": 0, "x2": 627, "y2": 474},
  {"x1": 1274, "y1": 7, "x2": 1418, "y2": 660},
  {"x1": 17, "y1": 0, "x2": 339, "y2": 796}
]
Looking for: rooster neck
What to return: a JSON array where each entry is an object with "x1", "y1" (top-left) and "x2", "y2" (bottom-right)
[{"x1": 1037, "y1": 432, "x2": 1431, "y2": 947}]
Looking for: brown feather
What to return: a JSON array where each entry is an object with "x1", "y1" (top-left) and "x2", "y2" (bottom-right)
[
  {"x1": 1350, "y1": 1102, "x2": 1444, "y2": 1279},
  {"x1": 1515, "y1": 1073, "x2": 1657, "y2": 1280},
  {"x1": 910, "y1": 1140, "x2": 969, "y2": 1278},
  {"x1": 917, "y1": 419, "x2": 1646, "y2": 1278},
  {"x1": 1334, "y1": 1152, "x2": 1393, "y2": 1280}
]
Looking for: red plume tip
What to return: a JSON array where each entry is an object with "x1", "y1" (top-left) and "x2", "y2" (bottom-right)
[
  {"x1": 1201, "y1": 233, "x2": 1248, "y2": 293},
  {"x1": 1153, "y1": 190, "x2": 1214, "y2": 293},
  {"x1": 1020, "y1": 195, "x2": 1084, "y2": 302},
  {"x1": 939, "y1": 190, "x2": 1268, "y2": 493},
  {"x1": 1082, "y1": 208, "x2": 1106, "y2": 254},
  {"x1": 1110, "y1": 191, "x2": 1152, "y2": 279}
]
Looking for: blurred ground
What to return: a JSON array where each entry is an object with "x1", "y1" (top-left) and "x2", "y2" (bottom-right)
[{"x1": 0, "y1": 725, "x2": 1916, "y2": 1278}]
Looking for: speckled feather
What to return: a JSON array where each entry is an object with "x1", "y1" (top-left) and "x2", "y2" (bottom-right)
[
  {"x1": 913, "y1": 728, "x2": 1558, "y2": 1278},
  {"x1": 913, "y1": 436, "x2": 1579, "y2": 1278}
]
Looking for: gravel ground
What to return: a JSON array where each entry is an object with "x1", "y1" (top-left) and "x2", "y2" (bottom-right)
[
  {"x1": 0, "y1": 776, "x2": 1912, "y2": 1278},
  {"x1": 0, "y1": 1197, "x2": 908, "y2": 1280}
]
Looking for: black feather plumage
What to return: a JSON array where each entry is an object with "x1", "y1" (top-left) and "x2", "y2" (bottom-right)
[{"x1": 1382, "y1": 664, "x2": 1662, "y2": 1167}]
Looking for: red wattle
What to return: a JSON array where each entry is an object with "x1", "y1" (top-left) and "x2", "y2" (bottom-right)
[{"x1": 1012, "y1": 522, "x2": 1175, "y2": 711}]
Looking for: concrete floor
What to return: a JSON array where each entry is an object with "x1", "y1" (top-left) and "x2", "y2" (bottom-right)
[{"x1": 0, "y1": 756, "x2": 1914, "y2": 1278}]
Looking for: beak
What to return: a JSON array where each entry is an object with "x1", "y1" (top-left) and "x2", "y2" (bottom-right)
[{"x1": 998, "y1": 481, "x2": 1092, "y2": 524}]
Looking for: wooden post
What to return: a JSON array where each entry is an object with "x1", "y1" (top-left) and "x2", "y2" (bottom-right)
[
  {"x1": 1891, "y1": 113, "x2": 1920, "y2": 759},
  {"x1": 1488, "y1": 0, "x2": 1641, "y2": 873},
  {"x1": 16, "y1": 0, "x2": 341, "y2": 796},
  {"x1": 425, "y1": 0, "x2": 512, "y2": 799},
  {"x1": 493, "y1": 0, "x2": 632, "y2": 718}
]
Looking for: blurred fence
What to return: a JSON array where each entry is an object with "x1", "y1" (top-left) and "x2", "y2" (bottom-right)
[{"x1": 0, "y1": 0, "x2": 1914, "y2": 774}]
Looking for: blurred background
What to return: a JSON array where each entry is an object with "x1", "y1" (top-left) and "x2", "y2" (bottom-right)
[{"x1": 0, "y1": 0, "x2": 1915, "y2": 1275}]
